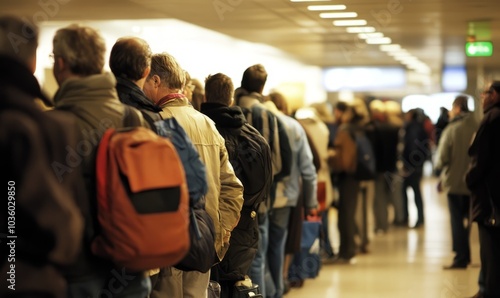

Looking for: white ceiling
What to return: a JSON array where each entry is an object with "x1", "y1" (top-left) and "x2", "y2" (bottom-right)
[{"x1": 3, "y1": 0, "x2": 500, "y2": 73}]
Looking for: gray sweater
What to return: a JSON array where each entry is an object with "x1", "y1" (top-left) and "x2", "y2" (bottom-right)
[{"x1": 435, "y1": 112, "x2": 479, "y2": 195}]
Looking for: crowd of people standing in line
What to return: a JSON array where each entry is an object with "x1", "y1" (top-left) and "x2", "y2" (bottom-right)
[{"x1": 1, "y1": 14, "x2": 499, "y2": 298}]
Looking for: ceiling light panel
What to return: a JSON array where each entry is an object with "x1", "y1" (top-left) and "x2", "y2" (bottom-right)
[
  {"x1": 357, "y1": 32, "x2": 384, "y2": 39},
  {"x1": 365, "y1": 37, "x2": 392, "y2": 44},
  {"x1": 333, "y1": 20, "x2": 367, "y2": 26},
  {"x1": 308, "y1": 5, "x2": 346, "y2": 11},
  {"x1": 346, "y1": 26, "x2": 375, "y2": 33},
  {"x1": 320, "y1": 12, "x2": 357, "y2": 18}
]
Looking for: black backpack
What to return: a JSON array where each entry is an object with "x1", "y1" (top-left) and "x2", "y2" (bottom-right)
[
  {"x1": 231, "y1": 123, "x2": 273, "y2": 208},
  {"x1": 352, "y1": 130, "x2": 376, "y2": 181}
]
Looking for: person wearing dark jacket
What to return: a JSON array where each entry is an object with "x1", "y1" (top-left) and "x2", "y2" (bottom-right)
[
  {"x1": 0, "y1": 15, "x2": 84, "y2": 298},
  {"x1": 369, "y1": 102, "x2": 400, "y2": 233},
  {"x1": 466, "y1": 81, "x2": 500, "y2": 298},
  {"x1": 109, "y1": 37, "x2": 163, "y2": 131},
  {"x1": 234, "y1": 64, "x2": 292, "y2": 293},
  {"x1": 202, "y1": 73, "x2": 273, "y2": 298},
  {"x1": 402, "y1": 109, "x2": 430, "y2": 228}
]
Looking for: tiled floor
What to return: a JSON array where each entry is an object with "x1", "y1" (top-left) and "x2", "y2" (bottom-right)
[{"x1": 285, "y1": 176, "x2": 481, "y2": 298}]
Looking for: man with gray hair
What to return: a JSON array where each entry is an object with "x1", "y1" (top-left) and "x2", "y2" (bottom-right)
[
  {"x1": 51, "y1": 24, "x2": 151, "y2": 298},
  {"x1": 435, "y1": 95, "x2": 478, "y2": 270},
  {"x1": 0, "y1": 15, "x2": 84, "y2": 298}
]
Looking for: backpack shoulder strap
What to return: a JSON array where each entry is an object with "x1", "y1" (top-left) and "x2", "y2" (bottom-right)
[{"x1": 123, "y1": 105, "x2": 143, "y2": 127}]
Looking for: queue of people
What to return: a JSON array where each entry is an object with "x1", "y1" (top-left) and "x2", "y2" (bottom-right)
[{"x1": 1, "y1": 14, "x2": 499, "y2": 298}]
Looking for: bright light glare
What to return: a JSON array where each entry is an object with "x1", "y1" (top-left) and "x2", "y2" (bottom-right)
[
  {"x1": 308, "y1": 5, "x2": 346, "y2": 11},
  {"x1": 333, "y1": 19, "x2": 367, "y2": 26},
  {"x1": 320, "y1": 12, "x2": 357, "y2": 18},
  {"x1": 357, "y1": 32, "x2": 383, "y2": 39},
  {"x1": 365, "y1": 37, "x2": 392, "y2": 44},
  {"x1": 346, "y1": 26, "x2": 375, "y2": 33},
  {"x1": 379, "y1": 44, "x2": 401, "y2": 51}
]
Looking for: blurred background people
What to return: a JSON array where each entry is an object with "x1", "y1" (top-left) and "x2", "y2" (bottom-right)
[{"x1": 401, "y1": 109, "x2": 431, "y2": 229}]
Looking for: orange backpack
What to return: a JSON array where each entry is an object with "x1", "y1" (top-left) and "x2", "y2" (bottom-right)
[{"x1": 91, "y1": 126, "x2": 190, "y2": 271}]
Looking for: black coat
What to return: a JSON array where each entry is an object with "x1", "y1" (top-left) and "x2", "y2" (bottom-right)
[
  {"x1": 201, "y1": 102, "x2": 271, "y2": 284},
  {"x1": 0, "y1": 55, "x2": 84, "y2": 298},
  {"x1": 466, "y1": 103, "x2": 500, "y2": 222}
]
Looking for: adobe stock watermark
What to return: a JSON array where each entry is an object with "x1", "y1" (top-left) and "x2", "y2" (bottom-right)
[
  {"x1": 213, "y1": 0, "x2": 243, "y2": 21},
  {"x1": 7, "y1": 0, "x2": 72, "y2": 54},
  {"x1": 51, "y1": 117, "x2": 114, "y2": 183},
  {"x1": 340, "y1": 0, "x2": 414, "y2": 63},
  {"x1": 85, "y1": 268, "x2": 144, "y2": 298}
]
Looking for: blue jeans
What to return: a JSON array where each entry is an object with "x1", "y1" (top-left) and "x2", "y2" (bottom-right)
[
  {"x1": 249, "y1": 211, "x2": 269, "y2": 296},
  {"x1": 67, "y1": 270, "x2": 151, "y2": 298},
  {"x1": 265, "y1": 207, "x2": 292, "y2": 298}
]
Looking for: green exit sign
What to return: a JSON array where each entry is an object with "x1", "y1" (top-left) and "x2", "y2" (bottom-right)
[{"x1": 466, "y1": 41, "x2": 493, "y2": 57}]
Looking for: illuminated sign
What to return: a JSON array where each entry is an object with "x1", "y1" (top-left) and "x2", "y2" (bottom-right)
[{"x1": 465, "y1": 41, "x2": 493, "y2": 57}]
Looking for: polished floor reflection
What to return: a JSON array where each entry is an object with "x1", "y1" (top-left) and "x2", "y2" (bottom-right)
[{"x1": 285, "y1": 176, "x2": 480, "y2": 298}]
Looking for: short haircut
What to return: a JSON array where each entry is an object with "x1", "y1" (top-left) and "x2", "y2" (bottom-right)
[
  {"x1": 0, "y1": 15, "x2": 38, "y2": 66},
  {"x1": 452, "y1": 95, "x2": 469, "y2": 112},
  {"x1": 109, "y1": 37, "x2": 151, "y2": 81},
  {"x1": 241, "y1": 64, "x2": 267, "y2": 93},
  {"x1": 53, "y1": 24, "x2": 106, "y2": 76},
  {"x1": 268, "y1": 92, "x2": 288, "y2": 114},
  {"x1": 149, "y1": 52, "x2": 185, "y2": 90},
  {"x1": 205, "y1": 73, "x2": 234, "y2": 106}
]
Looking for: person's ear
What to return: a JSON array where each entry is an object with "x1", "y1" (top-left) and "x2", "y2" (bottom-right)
[{"x1": 153, "y1": 74, "x2": 161, "y2": 88}]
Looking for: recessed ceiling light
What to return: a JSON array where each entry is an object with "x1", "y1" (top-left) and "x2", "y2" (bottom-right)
[
  {"x1": 357, "y1": 32, "x2": 384, "y2": 39},
  {"x1": 308, "y1": 5, "x2": 346, "y2": 11},
  {"x1": 320, "y1": 12, "x2": 357, "y2": 18},
  {"x1": 333, "y1": 19, "x2": 367, "y2": 26},
  {"x1": 365, "y1": 37, "x2": 392, "y2": 44},
  {"x1": 379, "y1": 44, "x2": 401, "y2": 51},
  {"x1": 346, "y1": 26, "x2": 375, "y2": 33}
]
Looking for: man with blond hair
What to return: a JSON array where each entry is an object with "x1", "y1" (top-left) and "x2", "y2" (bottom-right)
[
  {"x1": 51, "y1": 24, "x2": 151, "y2": 298},
  {"x1": 143, "y1": 53, "x2": 243, "y2": 297}
]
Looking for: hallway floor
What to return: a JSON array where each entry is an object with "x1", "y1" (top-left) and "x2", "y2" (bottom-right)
[{"x1": 284, "y1": 176, "x2": 481, "y2": 298}]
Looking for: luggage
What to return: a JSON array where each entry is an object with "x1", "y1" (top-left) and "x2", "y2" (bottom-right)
[{"x1": 288, "y1": 219, "x2": 322, "y2": 281}]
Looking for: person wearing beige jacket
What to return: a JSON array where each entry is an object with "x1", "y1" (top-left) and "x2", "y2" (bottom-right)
[{"x1": 143, "y1": 52, "x2": 244, "y2": 297}]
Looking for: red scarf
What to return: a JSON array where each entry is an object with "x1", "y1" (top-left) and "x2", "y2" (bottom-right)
[{"x1": 156, "y1": 93, "x2": 185, "y2": 108}]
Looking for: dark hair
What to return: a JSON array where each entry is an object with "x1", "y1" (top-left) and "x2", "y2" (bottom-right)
[
  {"x1": 452, "y1": 95, "x2": 469, "y2": 112},
  {"x1": 110, "y1": 37, "x2": 151, "y2": 81},
  {"x1": 335, "y1": 101, "x2": 349, "y2": 112},
  {"x1": 0, "y1": 15, "x2": 38, "y2": 65},
  {"x1": 241, "y1": 64, "x2": 267, "y2": 93},
  {"x1": 205, "y1": 73, "x2": 234, "y2": 106}
]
